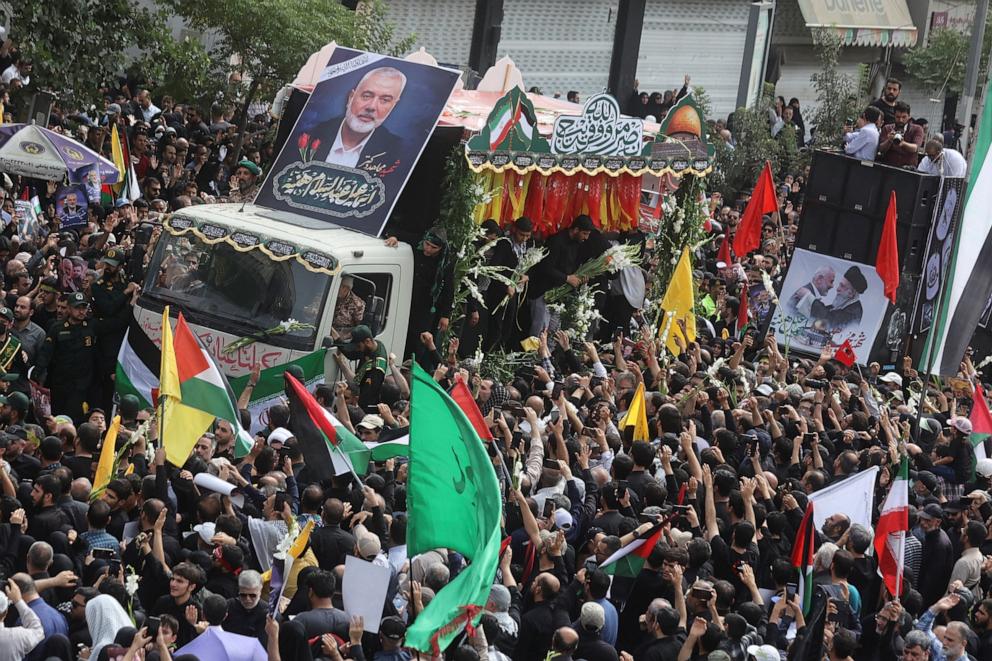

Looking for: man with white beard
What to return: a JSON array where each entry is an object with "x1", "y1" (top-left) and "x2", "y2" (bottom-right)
[{"x1": 307, "y1": 66, "x2": 408, "y2": 170}]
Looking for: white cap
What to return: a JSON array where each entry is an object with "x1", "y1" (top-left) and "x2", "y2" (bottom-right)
[
  {"x1": 879, "y1": 372, "x2": 903, "y2": 386},
  {"x1": 267, "y1": 427, "x2": 293, "y2": 446}
]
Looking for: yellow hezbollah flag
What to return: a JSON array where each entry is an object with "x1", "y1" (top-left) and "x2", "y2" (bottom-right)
[
  {"x1": 160, "y1": 307, "x2": 214, "y2": 466},
  {"x1": 660, "y1": 247, "x2": 697, "y2": 355},
  {"x1": 92, "y1": 415, "x2": 122, "y2": 497},
  {"x1": 110, "y1": 124, "x2": 127, "y2": 193},
  {"x1": 288, "y1": 520, "x2": 316, "y2": 560},
  {"x1": 619, "y1": 382, "x2": 650, "y2": 442}
]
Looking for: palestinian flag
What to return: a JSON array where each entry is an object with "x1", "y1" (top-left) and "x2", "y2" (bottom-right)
[
  {"x1": 875, "y1": 456, "x2": 908, "y2": 597},
  {"x1": 163, "y1": 314, "x2": 253, "y2": 463},
  {"x1": 791, "y1": 502, "x2": 816, "y2": 615},
  {"x1": 970, "y1": 384, "x2": 992, "y2": 464},
  {"x1": 229, "y1": 349, "x2": 326, "y2": 432},
  {"x1": 284, "y1": 373, "x2": 371, "y2": 480},
  {"x1": 489, "y1": 97, "x2": 521, "y2": 150},
  {"x1": 366, "y1": 425, "x2": 410, "y2": 461},
  {"x1": 600, "y1": 522, "x2": 664, "y2": 578},
  {"x1": 919, "y1": 95, "x2": 992, "y2": 376},
  {"x1": 450, "y1": 376, "x2": 493, "y2": 441},
  {"x1": 116, "y1": 316, "x2": 160, "y2": 409}
]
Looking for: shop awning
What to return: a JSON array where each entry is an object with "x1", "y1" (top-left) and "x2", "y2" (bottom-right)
[{"x1": 796, "y1": 0, "x2": 918, "y2": 47}]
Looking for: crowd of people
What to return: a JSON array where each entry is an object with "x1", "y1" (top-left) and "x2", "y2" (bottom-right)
[{"x1": 0, "y1": 27, "x2": 989, "y2": 661}]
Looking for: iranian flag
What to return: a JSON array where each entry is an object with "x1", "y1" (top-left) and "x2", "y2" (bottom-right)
[
  {"x1": 284, "y1": 373, "x2": 371, "y2": 481},
  {"x1": 599, "y1": 523, "x2": 664, "y2": 578},
  {"x1": 791, "y1": 502, "x2": 815, "y2": 615},
  {"x1": 970, "y1": 384, "x2": 992, "y2": 463},
  {"x1": 875, "y1": 456, "x2": 909, "y2": 597},
  {"x1": 489, "y1": 97, "x2": 521, "y2": 150}
]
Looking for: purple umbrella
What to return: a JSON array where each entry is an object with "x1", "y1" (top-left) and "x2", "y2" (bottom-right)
[
  {"x1": 173, "y1": 627, "x2": 267, "y2": 661},
  {"x1": 0, "y1": 123, "x2": 120, "y2": 183}
]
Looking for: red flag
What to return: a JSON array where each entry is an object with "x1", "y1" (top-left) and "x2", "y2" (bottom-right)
[
  {"x1": 449, "y1": 375, "x2": 493, "y2": 441},
  {"x1": 833, "y1": 339, "x2": 857, "y2": 368},
  {"x1": 733, "y1": 161, "x2": 778, "y2": 257},
  {"x1": 652, "y1": 193, "x2": 663, "y2": 220},
  {"x1": 716, "y1": 232, "x2": 732, "y2": 268},
  {"x1": 736, "y1": 284, "x2": 749, "y2": 337},
  {"x1": 876, "y1": 190, "x2": 900, "y2": 304}
]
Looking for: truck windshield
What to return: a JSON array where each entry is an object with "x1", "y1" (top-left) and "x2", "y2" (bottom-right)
[{"x1": 143, "y1": 232, "x2": 330, "y2": 350}]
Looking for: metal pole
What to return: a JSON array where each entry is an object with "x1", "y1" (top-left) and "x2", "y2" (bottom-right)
[{"x1": 958, "y1": 0, "x2": 989, "y2": 152}]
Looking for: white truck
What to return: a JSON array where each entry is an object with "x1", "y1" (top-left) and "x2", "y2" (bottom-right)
[{"x1": 133, "y1": 202, "x2": 414, "y2": 377}]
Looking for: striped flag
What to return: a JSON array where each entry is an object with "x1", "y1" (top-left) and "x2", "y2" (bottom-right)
[
  {"x1": 919, "y1": 98, "x2": 992, "y2": 376},
  {"x1": 283, "y1": 373, "x2": 371, "y2": 480},
  {"x1": 366, "y1": 425, "x2": 410, "y2": 461},
  {"x1": 970, "y1": 384, "x2": 992, "y2": 465},
  {"x1": 160, "y1": 311, "x2": 253, "y2": 465},
  {"x1": 489, "y1": 97, "x2": 521, "y2": 150},
  {"x1": 600, "y1": 522, "x2": 664, "y2": 578},
  {"x1": 116, "y1": 317, "x2": 160, "y2": 409},
  {"x1": 790, "y1": 502, "x2": 816, "y2": 615},
  {"x1": 875, "y1": 456, "x2": 909, "y2": 597}
]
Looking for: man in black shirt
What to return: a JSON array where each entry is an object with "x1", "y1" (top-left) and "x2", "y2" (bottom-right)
[
  {"x1": 27, "y1": 473, "x2": 69, "y2": 540},
  {"x1": 310, "y1": 498, "x2": 356, "y2": 571},
  {"x1": 151, "y1": 561, "x2": 204, "y2": 647},
  {"x1": 870, "y1": 78, "x2": 902, "y2": 125},
  {"x1": 633, "y1": 599, "x2": 686, "y2": 661}
]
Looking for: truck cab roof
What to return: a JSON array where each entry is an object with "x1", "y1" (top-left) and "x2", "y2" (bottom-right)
[{"x1": 172, "y1": 203, "x2": 402, "y2": 262}]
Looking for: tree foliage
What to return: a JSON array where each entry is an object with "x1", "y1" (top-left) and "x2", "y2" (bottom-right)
[
  {"x1": 903, "y1": 27, "x2": 992, "y2": 95},
  {"x1": 809, "y1": 29, "x2": 859, "y2": 150},
  {"x1": 10, "y1": 0, "x2": 169, "y2": 109},
  {"x1": 712, "y1": 84, "x2": 782, "y2": 201}
]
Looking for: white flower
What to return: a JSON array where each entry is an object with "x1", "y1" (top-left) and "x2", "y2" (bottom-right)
[
  {"x1": 125, "y1": 571, "x2": 140, "y2": 597},
  {"x1": 670, "y1": 256, "x2": 679, "y2": 265}
]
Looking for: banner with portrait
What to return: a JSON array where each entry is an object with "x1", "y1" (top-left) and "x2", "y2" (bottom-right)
[
  {"x1": 55, "y1": 185, "x2": 88, "y2": 229},
  {"x1": 770, "y1": 249, "x2": 889, "y2": 365},
  {"x1": 256, "y1": 47, "x2": 460, "y2": 238},
  {"x1": 913, "y1": 177, "x2": 965, "y2": 333}
]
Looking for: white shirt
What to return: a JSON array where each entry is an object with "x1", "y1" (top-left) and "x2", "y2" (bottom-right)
[
  {"x1": 918, "y1": 148, "x2": 968, "y2": 178},
  {"x1": 1, "y1": 65, "x2": 28, "y2": 86},
  {"x1": 0, "y1": 601, "x2": 43, "y2": 661},
  {"x1": 844, "y1": 123, "x2": 879, "y2": 161},
  {"x1": 141, "y1": 103, "x2": 161, "y2": 123},
  {"x1": 326, "y1": 123, "x2": 374, "y2": 168}
]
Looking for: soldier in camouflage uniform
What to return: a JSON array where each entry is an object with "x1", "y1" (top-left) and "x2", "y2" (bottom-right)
[
  {"x1": 224, "y1": 160, "x2": 261, "y2": 204},
  {"x1": 332, "y1": 275, "x2": 366, "y2": 340}
]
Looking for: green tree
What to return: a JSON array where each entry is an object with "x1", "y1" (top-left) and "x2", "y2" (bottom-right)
[
  {"x1": 903, "y1": 27, "x2": 992, "y2": 96},
  {"x1": 164, "y1": 0, "x2": 414, "y2": 158},
  {"x1": 10, "y1": 0, "x2": 169, "y2": 109},
  {"x1": 809, "y1": 29, "x2": 859, "y2": 150},
  {"x1": 713, "y1": 85, "x2": 782, "y2": 201}
]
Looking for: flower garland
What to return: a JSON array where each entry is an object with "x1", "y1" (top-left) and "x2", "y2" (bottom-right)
[{"x1": 221, "y1": 320, "x2": 315, "y2": 356}]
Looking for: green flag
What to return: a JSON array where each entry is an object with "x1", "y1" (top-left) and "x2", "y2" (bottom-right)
[{"x1": 405, "y1": 363, "x2": 502, "y2": 654}]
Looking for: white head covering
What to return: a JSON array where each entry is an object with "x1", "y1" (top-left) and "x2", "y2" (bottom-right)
[{"x1": 86, "y1": 594, "x2": 132, "y2": 661}]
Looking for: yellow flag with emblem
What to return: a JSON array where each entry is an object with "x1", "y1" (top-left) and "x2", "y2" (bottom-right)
[
  {"x1": 619, "y1": 382, "x2": 650, "y2": 442},
  {"x1": 92, "y1": 415, "x2": 122, "y2": 497},
  {"x1": 660, "y1": 247, "x2": 697, "y2": 355}
]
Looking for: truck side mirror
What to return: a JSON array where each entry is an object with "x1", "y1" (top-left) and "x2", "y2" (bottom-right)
[{"x1": 368, "y1": 295, "x2": 386, "y2": 336}]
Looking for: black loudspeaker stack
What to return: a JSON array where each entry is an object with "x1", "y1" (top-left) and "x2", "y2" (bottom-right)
[{"x1": 794, "y1": 150, "x2": 939, "y2": 366}]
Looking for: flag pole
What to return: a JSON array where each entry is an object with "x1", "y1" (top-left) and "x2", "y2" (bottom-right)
[{"x1": 329, "y1": 440, "x2": 365, "y2": 488}]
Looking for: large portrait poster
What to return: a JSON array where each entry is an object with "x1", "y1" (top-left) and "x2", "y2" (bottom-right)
[
  {"x1": 770, "y1": 249, "x2": 888, "y2": 365},
  {"x1": 255, "y1": 47, "x2": 460, "y2": 237}
]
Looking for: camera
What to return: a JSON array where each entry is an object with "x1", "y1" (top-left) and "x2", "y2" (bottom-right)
[
  {"x1": 805, "y1": 379, "x2": 827, "y2": 389},
  {"x1": 892, "y1": 132, "x2": 903, "y2": 144}
]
